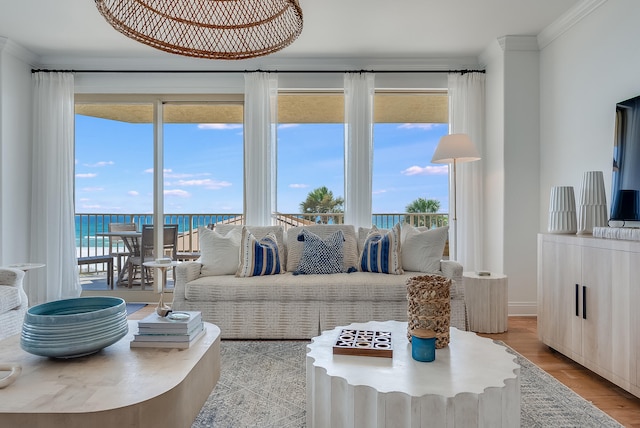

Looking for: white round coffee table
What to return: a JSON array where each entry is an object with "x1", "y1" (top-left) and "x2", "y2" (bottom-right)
[{"x1": 306, "y1": 320, "x2": 520, "y2": 428}]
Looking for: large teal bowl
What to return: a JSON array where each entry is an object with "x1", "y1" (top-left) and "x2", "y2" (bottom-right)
[{"x1": 21, "y1": 296, "x2": 128, "y2": 358}]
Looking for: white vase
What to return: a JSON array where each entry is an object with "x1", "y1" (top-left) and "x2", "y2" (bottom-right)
[
  {"x1": 548, "y1": 186, "x2": 577, "y2": 234},
  {"x1": 577, "y1": 171, "x2": 607, "y2": 235}
]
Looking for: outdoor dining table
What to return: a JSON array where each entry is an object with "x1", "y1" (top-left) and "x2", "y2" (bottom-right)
[{"x1": 97, "y1": 231, "x2": 141, "y2": 287}]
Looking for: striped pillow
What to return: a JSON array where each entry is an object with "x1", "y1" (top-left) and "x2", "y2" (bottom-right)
[
  {"x1": 236, "y1": 227, "x2": 282, "y2": 277},
  {"x1": 359, "y1": 223, "x2": 404, "y2": 275}
]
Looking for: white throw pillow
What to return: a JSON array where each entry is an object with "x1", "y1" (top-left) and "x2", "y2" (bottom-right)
[
  {"x1": 401, "y1": 224, "x2": 449, "y2": 273},
  {"x1": 199, "y1": 227, "x2": 242, "y2": 276},
  {"x1": 216, "y1": 224, "x2": 286, "y2": 271}
]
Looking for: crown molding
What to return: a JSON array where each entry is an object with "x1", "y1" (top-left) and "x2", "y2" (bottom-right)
[
  {"x1": 0, "y1": 38, "x2": 38, "y2": 66},
  {"x1": 537, "y1": 0, "x2": 608, "y2": 49},
  {"x1": 497, "y1": 36, "x2": 540, "y2": 52}
]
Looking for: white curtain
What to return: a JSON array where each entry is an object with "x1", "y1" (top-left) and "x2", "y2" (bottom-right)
[
  {"x1": 344, "y1": 73, "x2": 375, "y2": 229},
  {"x1": 29, "y1": 72, "x2": 82, "y2": 305},
  {"x1": 244, "y1": 72, "x2": 278, "y2": 226},
  {"x1": 448, "y1": 72, "x2": 485, "y2": 271}
]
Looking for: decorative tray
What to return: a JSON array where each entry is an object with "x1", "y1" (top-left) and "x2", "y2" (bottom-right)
[{"x1": 332, "y1": 329, "x2": 393, "y2": 358}]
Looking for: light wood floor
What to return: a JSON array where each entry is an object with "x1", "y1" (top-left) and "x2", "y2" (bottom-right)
[
  {"x1": 479, "y1": 317, "x2": 640, "y2": 427},
  {"x1": 130, "y1": 308, "x2": 640, "y2": 426}
]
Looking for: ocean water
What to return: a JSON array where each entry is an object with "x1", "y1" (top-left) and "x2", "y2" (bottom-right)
[
  {"x1": 74, "y1": 214, "x2": 237, "y2": 249},
  {"x1": 75, "y1": 213, "x2": 444, "y2": 250}
]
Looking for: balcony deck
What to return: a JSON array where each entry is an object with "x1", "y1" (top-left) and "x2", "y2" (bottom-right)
[{"x1": 77, "y1": 211, "x2": 448, "y2": 298}]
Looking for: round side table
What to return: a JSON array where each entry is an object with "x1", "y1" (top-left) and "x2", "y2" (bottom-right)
[
  {"x1": 463, "y1": 271, "x2": 508, "y2": 333},
  {"x1": 143, "y1": 260, "x2": 179, "y2": 316}
]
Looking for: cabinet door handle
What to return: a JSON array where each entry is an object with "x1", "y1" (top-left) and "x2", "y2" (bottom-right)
[
  {"x1": 582, "y1": 286, "x2": 587, "y2": 320},
  {"x1": 575, "y1": 284, "x2": 579, "y2": 317}
]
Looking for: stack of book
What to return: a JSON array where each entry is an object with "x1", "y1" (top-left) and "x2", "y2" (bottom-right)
[{"x1": 130, "y1": 311, "x2": 204, "y2": 348}]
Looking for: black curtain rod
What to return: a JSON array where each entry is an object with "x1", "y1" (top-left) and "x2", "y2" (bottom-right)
[{"x1": 31, "y1": 68, "x2": 485, "y2": 74}]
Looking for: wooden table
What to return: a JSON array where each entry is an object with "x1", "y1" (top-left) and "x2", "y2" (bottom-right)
[
  {"x1": 463, "y1": 271, "x2": 509, "y2": 333},
  {"x1": 0, "y1": 321, "x2": 220, "y2": 428},
  {"x1": 98, "y1": 231, "x2": 141, "y2": 287},
  {"x1": 306, "y1": 321, "x2": 520, "y2": 428}
]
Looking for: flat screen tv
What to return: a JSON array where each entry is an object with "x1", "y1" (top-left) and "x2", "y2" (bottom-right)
[{"x1": 611, "y1": 95, "x2": 640, "y2": 224}]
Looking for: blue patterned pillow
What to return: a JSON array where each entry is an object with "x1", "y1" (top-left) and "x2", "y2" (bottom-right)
[
  {"x1": 294, "y1": 229, "x2": 345, "y2": 275},
  {"x1": 359, "y1": 223, "x2": 404, "y2": 274},
  {"x1": 236, "y1": 228, "x2": 281, "y2": 277}
]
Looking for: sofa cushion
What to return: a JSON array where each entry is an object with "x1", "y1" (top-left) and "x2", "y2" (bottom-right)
[
  {"x1": 286, "y1": 225, "x2": 358, "y2": 272},
  {"x1": 294, "y1": 229, "x2": 346, "y2": 275},
  {"x1": 216, "y1": 224, "x2": 286, "y2": 271},
  {"x1": 401, "y1": 224, "x2": 449, "y2": 273},
  {"x1": 199, "y1": 226, "x2": 241, "y2": 276},
  {"x1": 359, "y1": 224, "x2": 403, "y2": 274},
  {"x1": 236, "y1": 228, "x2": 282, "y2": 277},
  {"x1": 0, "y1": 286, "x2": 22, "y2": 314},
  {"x1": 183, "y1": 271, "x2": 424, "y2": 303}
]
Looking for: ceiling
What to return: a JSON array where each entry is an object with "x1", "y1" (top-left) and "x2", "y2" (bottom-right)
[{"x1": 0, "y1": 0, "x2": 585, "y2": 70}]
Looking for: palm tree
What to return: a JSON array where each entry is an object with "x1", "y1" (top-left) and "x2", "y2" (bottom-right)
[
  {"x1": 300, "y1": 186, "x2": 344, "y2": 224},
  {"x1": 406, "y1": 197, "x2": 440, "y2": 214},
  {"x1": 405, "y1": 197, "x2": 442, "y2": 227}
]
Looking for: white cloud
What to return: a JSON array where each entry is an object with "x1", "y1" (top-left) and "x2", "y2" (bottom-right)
[
  {"x1": 398, "y1": 123, "x2": 438, "y2": 130},
  {"x1": 145, "y1": 168, "x2": 172, "y2": 174},
  {"x1": 85, "y1": 161, "x2": 114, "y2": 167},
  {"x1": 81, "y1": 187, "x2": 104, "y2": 192},
  {"x1": 164, "y1": 189, "x2": 191, "y2": 198},
  {"x1": 164, "y1": 172, "x2": 211, "y2": 179},
  {"x1": 401, "y1": 165, "x2": 449, "y2": 176},
  {"x1": 373, "y1": 189, "x2": 387, "y2": 195},
  {"x1": 278, "y1": 124, "x2": 299, "y2": 130},
  {"x1": 128, "y1": 190, "x2": 139, "y2": 196},
  {"x1": 197, "y1": 124, "x2": 243, "y2": 130},
  {"x1": 76, "y1": 173, "x2": 97, "y2": 178},
  {"x1": 289, "y1": 183, "x2": 309, "y2": 189},
  {"x1": 176, "y1": 178, "x2": 232, "y2": 190}
]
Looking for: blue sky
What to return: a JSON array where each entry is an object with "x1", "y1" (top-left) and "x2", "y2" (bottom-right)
[{"x1": 75, "y1": 115, "x2": 449, "y2": 215}]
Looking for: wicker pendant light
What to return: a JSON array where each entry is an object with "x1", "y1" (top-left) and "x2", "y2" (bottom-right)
[{"x1": 94, "y1": 0, "x2": 303, "y2": 60}]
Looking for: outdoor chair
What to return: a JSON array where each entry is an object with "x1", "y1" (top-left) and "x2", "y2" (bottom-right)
[
  {"x1": 108, "y1": 222, "x2": 137, "y2": 285},
  {"x1": 127, "y1": 224, "x2": 178, "y2": 289}
]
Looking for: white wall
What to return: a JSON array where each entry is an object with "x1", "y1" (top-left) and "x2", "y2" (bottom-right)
[
  {"x1": 0, "y1": 39, "x2": 34, "y2": 266},
  {"x1": 539, "y1": 0, "x2": 640, "y2": 227},
  {"x1": 481, "y1": 36, "x2": 541, "y2": 315}
]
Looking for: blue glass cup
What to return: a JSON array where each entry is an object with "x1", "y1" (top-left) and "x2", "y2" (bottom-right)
[{"x1": 411, "y1": 328, "x2": 436, "y2": 362}]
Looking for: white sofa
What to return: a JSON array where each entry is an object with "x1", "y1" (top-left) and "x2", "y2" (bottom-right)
[
  {"x1": 0, "y1": 268, "x2": 28, "y2": 340},
  {"x1": 173, "y1": 224, "x2": 466, "y2": 339}
]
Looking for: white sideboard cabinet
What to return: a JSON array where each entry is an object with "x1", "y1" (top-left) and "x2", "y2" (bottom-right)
[{"x1": 538, "y1": 233, "x2": 640, "y2": 396}]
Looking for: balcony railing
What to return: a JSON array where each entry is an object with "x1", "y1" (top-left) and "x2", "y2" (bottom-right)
[{"x1": 76, "y1": 212, "x2": 448, "y2": 275}]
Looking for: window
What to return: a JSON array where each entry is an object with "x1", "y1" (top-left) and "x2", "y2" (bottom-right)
[
  {"x1": 373, "y1": 92, "x2": 449, "y2": 227},
  {"x1": 277, "y1": 93, "x2": 345, "y2": 223}
]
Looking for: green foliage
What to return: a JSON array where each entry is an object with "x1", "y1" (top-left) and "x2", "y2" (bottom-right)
[
  {"x1": 299, "y1": 186, "x2": 344, "y2": 224},
  {"x1": 405, "y1": 197, "x2": 440, "y2": 214},
  {"x1": 404, "y1": 197, "x2": 446, "y2": 228}
]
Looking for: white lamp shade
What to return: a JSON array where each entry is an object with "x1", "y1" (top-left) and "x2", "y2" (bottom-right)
[{"x1": 431, "y1": 134, "x2": 481, "y2": 164}]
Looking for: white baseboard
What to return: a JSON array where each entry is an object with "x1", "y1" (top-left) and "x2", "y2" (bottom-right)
[{"x1": 508, "y1": 302, "x2": 537, "y2": 316}]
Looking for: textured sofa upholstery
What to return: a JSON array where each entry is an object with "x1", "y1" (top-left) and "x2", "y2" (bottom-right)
[
  {"x1": 0, "y1": 268, "x2": 28, "y2": 340},
  {"x1": 173, "y1": 225, "x2": 466, "y2": 339}
]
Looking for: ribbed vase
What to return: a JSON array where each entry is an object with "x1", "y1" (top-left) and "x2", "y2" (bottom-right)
[
  {"x1": 577, "y1": 171, "x2": 607, "y2": 235},
  {"x1": 548, "y1": 186, "x2": 577, "y2": 234}
]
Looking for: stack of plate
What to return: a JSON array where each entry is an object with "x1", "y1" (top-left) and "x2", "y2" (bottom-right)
[{"x1": 21, "y1": 296, "x2": 128, "y2": 358}]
